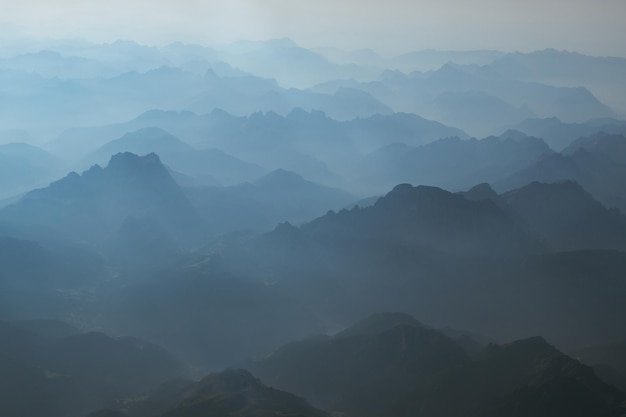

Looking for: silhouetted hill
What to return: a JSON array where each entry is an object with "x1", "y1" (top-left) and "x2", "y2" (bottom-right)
[
  {"x1": 0, "y1": 152, "x2": 205, "y2": 246},
  {"x1": 87, "y1": 127, "x2": 266, "y2": 185},
  {"x1": 48, "y1": 109, "x2": 466, "y2": 188},
  {"x1": 511, "y1": 117, "x2": 626, "y2": 151},
  {"x1": 0, "y1": 142, "x2": 65, "y2": 199},
  {"x1": 211, "y1": 37, "x2": 375, "y2": 88},
  {"x1": 248, "y1": 312, "x2": 468, "y2": 416},
  {"x1": 423, "y1": 62, "x2": 614, "y2": 122},
  {"x1": 298, "y1": 183, "x2": 536, "y2": 257},
  {"x1": 0, "y1": 320, "x2": 186, "y2": 417},
  {"x1": 320, "y1": 61, "x2": 615, "y2": 137},
  {"x1": 390, "y1": 49, "x2": 504, "y2": 72},
  {"x1": 573, "y1": 341, "x2": 626, "y2": 391},
  {"x1": 396, "y1": 337, "x2": 625, "y2": 417},
  {"x1": 211, "y1": 181, "x2": 626, "y2": 349},
  {"x1": 1, "y1": 52, "x2": 385, "y2": 134},
  {"x1": 426, "y1": 90, "x2": 535, "y2": 137},
  {"x1": 99, "y1": 368, "x2": 328, "y2": 417},
  {"x1": 353, "y1": 132, "x2": 552, "y2": 197},
  {"x1": 184, "y1": 169, "x2": 354, "y2": 235},
  {"x1": 90, "y1": 127, "x2": 192, "y2": 163},
  {"x1": 502, "y1": 181, "x2": 626, "y2": 250},
  {"x1": 501, "y1": 133, "x2": 626, "y2": 211},
  {"x1": 248, "y1": 313, "x2": 625, "y2": 417},
  {"x1": 564, "y1": 132, "x2": 626, "y2": 163},
  {"x1": 490, "y1": 49, "x2": 626, "y2": 117}
]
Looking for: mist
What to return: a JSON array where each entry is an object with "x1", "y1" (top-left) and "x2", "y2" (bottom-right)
[{"x1": 1, "y1": 3, "x2": 626, "y2": 417}]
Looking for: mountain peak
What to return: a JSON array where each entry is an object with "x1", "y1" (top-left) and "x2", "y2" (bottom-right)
[
  {"x1": 107, "y1": 151, "x2": 162, "y2": 172},
  {"x1": 10, "y1": 151, "x2": 203, "y2": 245},
  {"x1": 465, "y1": 183, "x2": 498, "y2": 200},
  {"x1": 198, "y1": 368, "x2": 261, "y2": 391},
  {"x1": 379, "y1": 184, "x2": 463, "y2": 210},
  {"x1": 499, "y1": 129, "x2": 531, "y2": 141},
  {"x1": 255, "y1": 169, "x2": 307, "y2": 188},
  {"x1": 564, "y1": 132, "x2": 626, "y2": 163},
  {"x1": 335, "y1": 312, "x2": 424, "y2": 339},
  {"x1": 93, "y1": 127, "x2": 192, "y2": 160}
]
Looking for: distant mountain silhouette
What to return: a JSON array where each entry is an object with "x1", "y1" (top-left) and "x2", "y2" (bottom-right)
[
  {"x1": 490, "y1": 49, "x2": 626, "y2": 117},
  {"x1": 564, "y1": 132, "x2": 626, "y2": 162},
  {"x1": 211, "y1": 37, "x2": 376, "y2": 88},
  {"x1": 389, "y1": 49, "x2": 504, "y2": 72},
  {"x1": 316, "y1": 61, "x2": 615, "y2": 137},
  {"x1": 2, "y1": 52, "x2": 386, "y2": 134},
  {"x1": 87, "y1": 127, "x2": 266, "y2": 185},
  {"x1": 0, "y1": 152, "x2": 204, "y2": 246},
  {"x1": 0, "y1": 142, "x2": 65, "y2": 199},
  {"x1": 502, "y1": 181, "x2": 626, "y2": 251},
  {"x1": 502, "y1": 133, "x2": 626, "y2": 211},
  {"x1": 352, "y1": 131, "x2": 552, "y2": 194},
  {"x1": 185, "y1": 169, "x2": 354, "y2": 235},
  {"x1": 91, "y1": 127, "x2": 192, "y2": 161},
  {"x1": 510, "y1": 117, "x2": 626, "y2": 151},
  {"x1": 47, "y1": 109, "x2": 466, "y2": 188},
  {"x1": 426, "y1": 90, "x2": 535, "y2": 137}
]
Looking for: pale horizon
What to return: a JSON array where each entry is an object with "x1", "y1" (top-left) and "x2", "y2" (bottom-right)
[{"x1": 1, "y1": 0, "x2": 626, "y2": 58}]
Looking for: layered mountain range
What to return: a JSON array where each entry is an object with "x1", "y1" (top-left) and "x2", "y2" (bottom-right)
[{"x1": 1, "y1": 37, "x2": 626, "y2": 417}]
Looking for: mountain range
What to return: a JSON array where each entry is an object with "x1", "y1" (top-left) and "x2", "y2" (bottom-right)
[
  {"x1": 248, "y1": 312, "x2": 626, "y2": 417},
  {"x1": 0, "y1": 152, "x2": 204, "y2": 246},
  {"x1": 1, "y1": 36, "x2": 626, "y2": 417}
]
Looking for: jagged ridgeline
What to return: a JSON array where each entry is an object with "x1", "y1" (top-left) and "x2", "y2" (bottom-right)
[{"x1": 0, "y1": 35, "x2": 625, "y2": 417}]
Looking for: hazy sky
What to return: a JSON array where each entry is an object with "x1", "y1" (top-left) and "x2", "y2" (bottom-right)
[{"x1": 1, "y1": 0, "x2": 626, "y2": 56}]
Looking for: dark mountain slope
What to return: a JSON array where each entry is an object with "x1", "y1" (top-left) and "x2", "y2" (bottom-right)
[
  {"x1": 397, "y1": 337, "x2": 625, "y2": 417},
  {"x1": 573, "y1": 341, "x2": 626, "y2": 391},
  {"x1": 215, "y1": 182, "x2": 626, "y2": 349},
  {"x1": 185, "y1": 169, "x2": 354, "y2": 234},
  {"x1": 297, "y1": 183, "x2": 537, "y2": 257},
  {"x1": 249, "y1": 313, "x2": 625, "y2": 417},
  {"x1": 352, "y1": 132, "x2": 553, "y2": 194},
  {"x1": 501, "y1": 133, "x2": 626, "y2": 210},
  {"x1": 97, "y1": 368, "x2": 328, "y2": 417},
  {"x1": 0, "y1": 320, "x2": 186, "y2": 417},
  {"x1": 502, "y1": 181, "x2": 626, "y2": 250},
  {"x1": 248, "y1": 312, "x2": 468, "y2": 417},
  {"x1": 0, "y1": 152, "x2": 204, "y2": 246}
]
